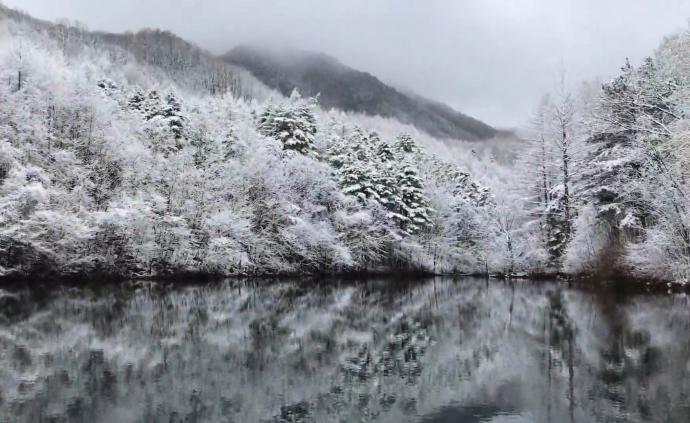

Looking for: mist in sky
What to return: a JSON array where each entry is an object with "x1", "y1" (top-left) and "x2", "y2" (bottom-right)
[{"x1": 5, "y1": 0, "x2": 690, "y2": 127}]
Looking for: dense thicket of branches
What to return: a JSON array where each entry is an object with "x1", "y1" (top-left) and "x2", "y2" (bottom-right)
[
  {"x1": 513, "y1": 28, "x2": 690, "y2": 281},
  {"x1": 0, "y1": 9, "x2": 497, "y2": 279}
]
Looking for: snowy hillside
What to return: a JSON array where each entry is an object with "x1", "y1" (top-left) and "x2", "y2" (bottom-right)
[
  {"x1": 0, "y1": 6, "x2": 499, "y2": 280},
  {"x1": 2, "y1": 4, "x2": 690, "y2": 283}
]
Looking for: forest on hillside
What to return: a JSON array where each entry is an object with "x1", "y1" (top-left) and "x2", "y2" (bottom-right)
[{"x1": 1, "y1": 5, "x2": 690, "y2": 283}]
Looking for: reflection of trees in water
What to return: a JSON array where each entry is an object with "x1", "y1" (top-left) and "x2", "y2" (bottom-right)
[
  {"x1": 1, "y1": 279, "x2": 690, "y2": 422},
  {"x1": 543, "y1": 289, "x2": 576, "y2": 423},
  {"x1": 341, "y1": 319, "x2": 430, "y2": 383},
  {"x1": 302, "y1": 318, "x2": 432, "y2": 421},
  {"x1": 578, "y1": 291, "x2": 690, "y2": 423}
]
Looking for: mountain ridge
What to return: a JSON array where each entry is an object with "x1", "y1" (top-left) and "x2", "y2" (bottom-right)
[
  {"x1": 1, "y1": 3, "x2": 498, "y2": 141},
  {"x1": 224, "y1": 44, "x2": 498, "y2": 141}
]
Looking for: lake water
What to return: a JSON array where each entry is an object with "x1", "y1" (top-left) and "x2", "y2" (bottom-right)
[{"x1": 1, "y1": 277, "x2": 689, "y2": 422}]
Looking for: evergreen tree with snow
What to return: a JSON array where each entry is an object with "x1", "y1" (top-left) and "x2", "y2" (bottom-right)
[
  {"x1": 396, "y1": 162, "x2": 433, "y2": 235},
  {"x1": 372, "y1": 140, "x2": 400, "y2": 211},
  {"x1": 188, "y1": 125, "x2": 214, "y2": 167},
  {"x1": 326, "y1": 133, "x2": 349, "y2": 170},
  {"x1": 348, "y1": 126, "x2": 373, "y2": 161},
  {"x1": 330, "y1": 127, "x2": 401, "y2": 211},
  {"x1": 130, "y1": 90, "x2": 187, "y2": 153},
  {"x1": 143, "y1": 90, "x2": 162, "y2": 120},
  {"x1": 128, "y1": 89, "x2": 145, "y2": 112},
  {"x1": 222, "y1": 121, "x2": 240, "y2": 160},
  {"x1": 338, "y1": 156, "x2": 380, "y2": 203},
  {"x1": 579, "y1": 58, "x2": 677, "y2": 240},
  {"x1": 161, "y1": 93, "x2": 185, "y2": 140},
  {"x1": 394, "y1": 132, "x2": 420, "y2": 155},
  {"x1": 569, "y1": 54, "x2": 687, "y2": 277},
  {"x1": 376, "y1": 140, "x2": 395, "y2": 163},
  {"x1": 258, "y1": 90, "x2": 318, "y2": 155},
  {"x1": 334, "y1": 128, "x2": 379, "y2": 202}
]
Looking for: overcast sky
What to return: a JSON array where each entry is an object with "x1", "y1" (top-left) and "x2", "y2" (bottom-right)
[{"x1": 4, "y1": 0, "x2": 690, "y2": 128}]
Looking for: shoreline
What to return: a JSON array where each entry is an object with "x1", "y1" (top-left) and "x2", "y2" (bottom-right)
[{"x1": 1, "y1": 269, "x2": 688, "y2": 295}]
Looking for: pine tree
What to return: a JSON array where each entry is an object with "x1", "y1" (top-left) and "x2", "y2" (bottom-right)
[
  {"x1": 326, "y1": 133, "x2": 349, "y2": 170},
  {"x1": 330, "y1": 128, "x2": 398, "y2": 209},
  {"x1": 394, "y1": 132, "x2": 419, "y2": 155},
  {"x1": 570, "y1": 55, "x2": 685, "y2": 273},
  {"x1": 131, "y1": 90, "x2": 186, "y2": 153},
  {"x1": 161, "y1": 93, "x2": 185, "y2": 140},
  {"x1": 329, "y1": 129, "x2": 426, "y2": 230},
  {"x1": 372, "y1": 142, "x2": 399, "y2": 211},
  {"x1": 143, "y1": 90, "x2": 162, "y2": 120},
  {"x1": 579, "y1": 59, "x2": 672, "y2": 239},
  {"x1": 600, "y1": 59, "x2": 638, "y2": 130},
  {"x1": 257, "y1": 91, "x2": 317, "y2": 155},
  {"x1": 376, "y1": 141, "x2": 395, "y2": 163},
  {"x1": 128, "y1": 90, "x2": 145, "y2": 112},
  {"x1": 222, "y1": 122, "x2": 240, "y2": 160},
  {"x1": 189, "y1": 125, "x2": 215, "y2": 167},
  {"x1": 348, "y1": 126, "x2": 372, "y2": 161},
  {"x1": 396, "y1": 162, "x2": 433, "y2": 235},
  {"x1": 368, "y1": 131, "x2": 381, "y2": 144},
  {"x1": 338, "y1": 156, "x2": 379, "y2": 203}
]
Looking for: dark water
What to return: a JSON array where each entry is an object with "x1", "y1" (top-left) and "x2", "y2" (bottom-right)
[{"x1": 1, "y1": 277, "x2": 689, "y2": 423}]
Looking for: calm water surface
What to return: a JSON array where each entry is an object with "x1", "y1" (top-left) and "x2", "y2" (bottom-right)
[{"x1": 1, "y1": 277, "x2": 689, "y2": 422}]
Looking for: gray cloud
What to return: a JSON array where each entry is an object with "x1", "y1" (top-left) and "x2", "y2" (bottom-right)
[{"x1": 4, "y1": 0, "x2": 690, "y2": 127}]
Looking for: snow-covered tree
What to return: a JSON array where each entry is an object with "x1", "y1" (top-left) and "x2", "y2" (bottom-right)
[
  {"x1": 258, "y1": 90, "x2": 318, "y2": 155},
  {"x1": 578, "y1": 58, "x2": 678, "y2": 244},
  {"x1": 338, "y1": 157, "x2": 379, "y2": 203},
  {"x1": 518, "y1": 96, "x2": 555, "y2": 262},
  {"x1": 518, "y1": 79, "x2": 584, "y2": 270},
  {"x1": 376, "y1": 140, "x2": 395, "y2": 163},
  {"x1": 128, "y1": 89, "x2": 146, "y2": 112},
  {"x1": 549, "y1": 80, "x2": 579, "y2": 251},
  {"x1": 394, "y1": 132, "x2": 420, "y2": 155},
  {"x1": 395, "y1": 163, "x2": 433, "y2": 235},
  {"x1": 545, "y1": 184, "x2": 569, "y2": 261},
  {"x1": 372, "y1": 141, "x2": 400, "y2": 211},
  {"x1": 161, "y1": 92, "x2": 185, "y2": 140}
]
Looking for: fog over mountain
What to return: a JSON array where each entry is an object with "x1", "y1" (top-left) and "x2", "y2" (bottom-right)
[
  {"x1": 224, "y1": 44, "x2": 498, "y2": 140},
  {"x1": 4, "y1": 0, "x2": 690, "y2": 128}
]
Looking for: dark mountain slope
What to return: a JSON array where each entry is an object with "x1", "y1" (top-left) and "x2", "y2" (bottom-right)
[{"x1": 224, "y1": 45, "x2": 498, "y2": 141}]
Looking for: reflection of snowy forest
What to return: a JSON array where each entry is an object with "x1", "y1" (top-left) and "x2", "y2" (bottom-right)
[
  {"x1": 2, "y1": 277, "x2": 689, "y2": 422},
  {"x1": 3, "y1": 5, "x2": 690, "y2": 282}
]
